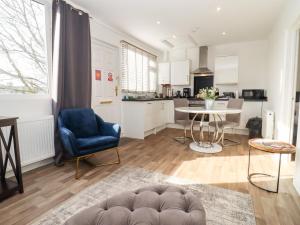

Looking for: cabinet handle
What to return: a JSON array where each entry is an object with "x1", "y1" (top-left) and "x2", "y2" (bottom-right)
[
  {"x1": 100, "y1": 100, "x2": 113, "y2": 104},
  {"x1": 147, "y1": 103, "x2": 152, "y2": 104}
]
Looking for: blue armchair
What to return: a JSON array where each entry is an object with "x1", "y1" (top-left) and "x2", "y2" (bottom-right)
[{"x1": 58, "y1": 108, "x2": 121, "y2": 178}]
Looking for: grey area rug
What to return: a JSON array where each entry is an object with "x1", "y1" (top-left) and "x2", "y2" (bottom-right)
[{"x1": 31, "y1": 167, "x2": 256, "y2": 225}]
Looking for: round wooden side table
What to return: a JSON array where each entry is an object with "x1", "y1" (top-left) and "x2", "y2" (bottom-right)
[{"x1": 248, "y1": 138, "x2": 296, "y2": 193}]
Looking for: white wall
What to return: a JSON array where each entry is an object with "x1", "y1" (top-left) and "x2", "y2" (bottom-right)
[
  {"x1": 210, "y1": 40, "x2": 269, "y2": 94},
  {"x1": 267, "y1": 0, "x2": 300, "y2": 141},
  {"x1": 0, "y1": 95, "x2": 52, "y2": 120},
  {"x1": 297, "y1": 36, "x2": 300, "y2": 92},
  {"x1": 90, "y1": 20, "x2": 161, "y2": 57},
  {"x1": 67, "y1": 0, "x2": 161, "y2": 57},
  {"x1": 167, "y1": 40, "x2": 269, "y2": 96},
  {"x1": 267, "y1": 0, "x2": 300, "y2": 194}
]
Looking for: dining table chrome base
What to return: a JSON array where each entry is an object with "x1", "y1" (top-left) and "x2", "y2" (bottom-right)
[
  {"x1": 174, "y1": 107, "x2": 242, "y2": 154},
  {"x1": 189, "y1": 142, "x2": 222, "y2": 153}
]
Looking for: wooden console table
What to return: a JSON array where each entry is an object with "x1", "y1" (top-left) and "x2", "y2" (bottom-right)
[{"x1": 0, "y1": 117, "x2": 23, "y2": 201}]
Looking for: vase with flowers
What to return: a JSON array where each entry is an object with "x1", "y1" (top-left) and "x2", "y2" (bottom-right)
[{"x1": 196, "y1": 87, "x2": 218, "y2": 109}]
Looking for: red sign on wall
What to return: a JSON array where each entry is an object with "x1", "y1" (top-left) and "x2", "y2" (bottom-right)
[
  {"x1": 108, "y1": 72, "x2": 113, "y2": 81},
  {"x1": 95, "y1": 70, "x2": 101, "y2": 80}
]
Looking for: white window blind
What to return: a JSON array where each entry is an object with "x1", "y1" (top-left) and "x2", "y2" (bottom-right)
[{"x1": 121, "y1": 41, "x2": 157, "y2": 92}]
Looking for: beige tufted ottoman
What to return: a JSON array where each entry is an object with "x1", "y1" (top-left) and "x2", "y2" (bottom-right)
[{"x1": 65, "y1": 185, "x2": 206, "y2": 225}]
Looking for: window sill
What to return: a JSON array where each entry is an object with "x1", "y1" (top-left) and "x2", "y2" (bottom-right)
[{"x1": 0, "y1": 94, "x2": 51, "y2": 100}]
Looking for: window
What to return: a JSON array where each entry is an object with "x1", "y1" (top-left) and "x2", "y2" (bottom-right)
[
  {"x1": 0, "y1": 0, "x2": 51, "y2": 94},
  {"x1": 121, "y1": 41, "x2": 157, "y2": 92}
]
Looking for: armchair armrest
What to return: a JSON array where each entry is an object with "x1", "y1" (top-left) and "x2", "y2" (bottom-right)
[
  {"x1": 95, "y1": 115, "x2": 121, "y2": 139},
  {"x1": 102, "y1": 122, "x2": 121, "y2": 138},
  {"x1": 59, "y1": 127, "x2": 79, "y2": 157}
]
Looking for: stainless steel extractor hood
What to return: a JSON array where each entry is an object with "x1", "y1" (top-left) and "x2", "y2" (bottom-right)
[{"x1": 192, "y1": 46, "x2": 213, "y2": 76}]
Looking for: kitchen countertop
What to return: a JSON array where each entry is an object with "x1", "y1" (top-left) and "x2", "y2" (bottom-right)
[
  {"x1": 122, "y1": 98, "x2": 173, "y2": 102},
  {"x1": 122, "y1": 97, "x2": 268, "y2": 102},
  {"x1": 240, "y1": 98, "x2": 268, "y2": 102}
]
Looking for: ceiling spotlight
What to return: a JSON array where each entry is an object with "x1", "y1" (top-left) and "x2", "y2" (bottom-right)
[
  {"x1": 172, "y1": 34, "x2": 177, "y2": 39},
  {"x1": 156, "y1": 20, "x2": 161, "y2": 25},
  {"x1": 217, "y1": 7, "x2": 221, "y2": 12},
  {"x1": 222, "y1": 32, "x2": 226, "y2": 36}
]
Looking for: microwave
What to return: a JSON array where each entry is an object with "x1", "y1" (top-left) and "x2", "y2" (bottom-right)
[{"x1": 242, "y1": 89, "x2": 265, "y2": 99}]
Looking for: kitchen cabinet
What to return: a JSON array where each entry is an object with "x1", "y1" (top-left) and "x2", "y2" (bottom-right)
[
  {"x1": 144, "y1": 102, "x2": 157, "y2": 131},
  {"x1": 122, "y1": 100, "x2": 172, "y2": 139},
  {"x1": 122, "y1": 102, "x2": 145, "y2": 139},
  {"x1": 165, "y1": 100, "x2": 175, "y2": 124},
  {"x1": 156, "y1": 101, "x2": 167, "y2": 127},
  {"x1": 122, "y1": 99, "x2": 264, "y2": 138},
  {"x1": 171, "y1": 60, "x2": 190, "y2": 85},
  {"x1": 214, "y1": 56, "x2": 238, "y2": 84},
  {"x1": 158, "y1": 63, "x2": 170, "y2": 84}
]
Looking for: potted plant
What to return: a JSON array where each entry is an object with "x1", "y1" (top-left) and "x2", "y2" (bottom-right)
[{"x1": 197, "y1": 87, "x2": 218, "y2": 109}]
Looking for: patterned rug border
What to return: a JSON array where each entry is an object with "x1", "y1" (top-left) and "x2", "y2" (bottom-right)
[{"x1": 30, "y1": 166, "x2": 256, "y2": 225}]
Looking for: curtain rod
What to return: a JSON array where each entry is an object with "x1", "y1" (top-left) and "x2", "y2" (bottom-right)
[{"x1": 121, "y1": 40, "x2": 157, "y2": 57}]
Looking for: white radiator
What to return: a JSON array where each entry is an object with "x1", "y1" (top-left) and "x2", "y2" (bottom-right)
[
  {"x1": 262, "y1": 110, "x2": 275, "y2": 139},
  {"x1": 2, "y1": 115, "x2": 55, "y2": 169}
]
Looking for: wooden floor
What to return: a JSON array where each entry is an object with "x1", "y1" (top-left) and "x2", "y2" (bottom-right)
[{"x1": 0, "y1": 128, "x2": 299, "y2": 225}]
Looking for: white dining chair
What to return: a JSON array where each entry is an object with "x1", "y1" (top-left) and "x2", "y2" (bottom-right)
[{"x1": 173, "y1": 98, "x2": 191, "y2": 144}]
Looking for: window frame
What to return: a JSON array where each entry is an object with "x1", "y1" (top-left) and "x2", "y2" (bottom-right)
[
  {"x1": 0, "y1": 0, "x2": 52, "y2": 97},
  {"x1": 121, "y1": 41, "x2": 158, "y2": 93}
]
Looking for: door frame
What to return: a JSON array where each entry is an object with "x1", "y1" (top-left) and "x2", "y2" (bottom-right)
[{"x1": 287, "y1": 22, "x2": 300, "y2": 143}]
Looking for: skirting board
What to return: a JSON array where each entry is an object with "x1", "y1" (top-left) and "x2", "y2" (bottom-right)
[
  {"x1": 5, "y1": 158, "x2": 54, "y2": 178},
  {"x1": 293, "y1": 178, "x2": 300, "y2": 195}
]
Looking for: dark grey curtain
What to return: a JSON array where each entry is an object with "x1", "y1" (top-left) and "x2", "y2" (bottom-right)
[{"x1": 52, "y1": 0, "x2": 92, "y2": 165}]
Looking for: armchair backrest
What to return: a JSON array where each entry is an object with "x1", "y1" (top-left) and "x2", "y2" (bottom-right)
[{"x1": 59, "y1": 108, "x2": 100, "y2": 138}]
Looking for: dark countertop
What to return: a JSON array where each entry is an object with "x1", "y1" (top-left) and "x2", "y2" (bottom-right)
[
  {"x1": 215, "y1": 97, "x2": 268, "y2": 102},
  {"x1": 122, "y1": 98, "x2": 173, "y2": 102},
  {"x1": 122, "y1": 97, "x2": 268, "y2": 102},
  {"x1": 241, "y1": 98, "x2": 268, "y2": 102}
]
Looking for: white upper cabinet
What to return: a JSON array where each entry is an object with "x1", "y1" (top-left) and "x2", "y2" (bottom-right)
[
  {"x1": 170, "y1": 60, "x2": 190, "y2": 85},
  {"x1": 158, "y1": 63, "x2": 170, "y2": 84},
  {"x1": 214, "y1": 56, "x2": 239, "y2": 84}
]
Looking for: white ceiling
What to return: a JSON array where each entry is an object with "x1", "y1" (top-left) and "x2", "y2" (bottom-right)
[{"x1": 72, "y1": 0, "x2": 285, "y2": 50}]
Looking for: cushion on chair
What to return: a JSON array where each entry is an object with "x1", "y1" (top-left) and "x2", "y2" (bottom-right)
[
  {"x1": 60, "y1": 108, "x2": 99, "y2": 138},
  {"x1": 64, "y1": 185, "x2": 206, "y2": 225},
  {"x1": 77, "y1": 136, "x2": 118, "y2": 150}
]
